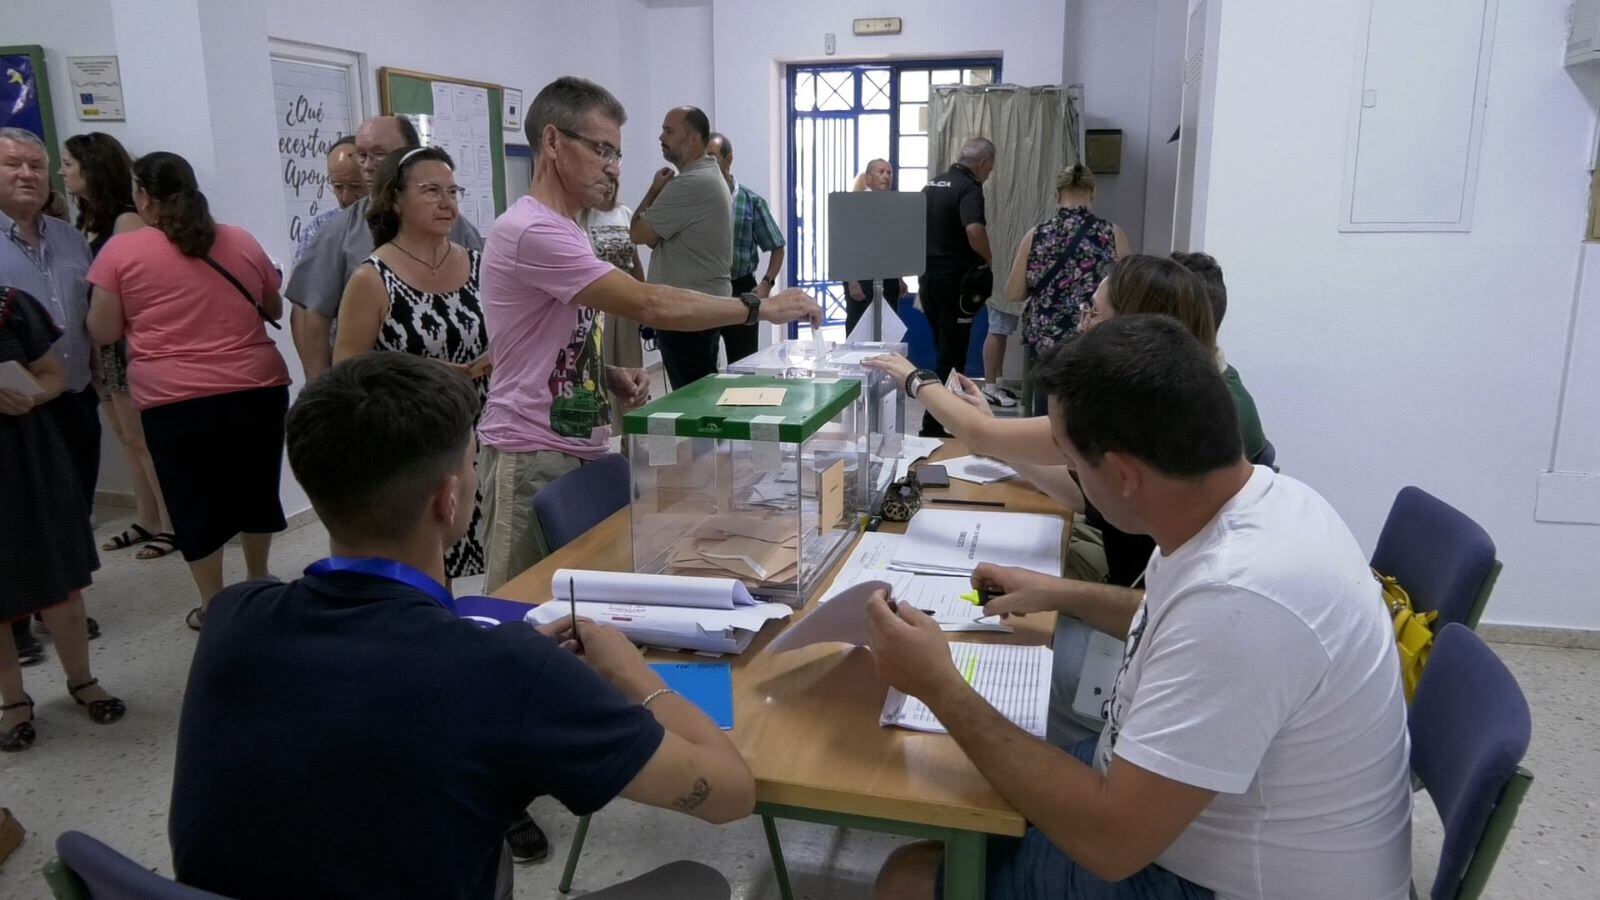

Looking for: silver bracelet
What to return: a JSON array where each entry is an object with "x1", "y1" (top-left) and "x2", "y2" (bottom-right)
[{"x1": 640, "y1": 687, "x2": 678, "y2": 709}]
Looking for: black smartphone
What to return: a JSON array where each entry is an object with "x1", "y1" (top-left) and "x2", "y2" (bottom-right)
[{"x1": 918, "y1": 464, "x2": 950, "y2": 488}]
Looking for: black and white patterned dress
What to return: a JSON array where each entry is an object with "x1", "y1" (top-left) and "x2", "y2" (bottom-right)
[{"x1": 365, "y1": 250, "x2": 488, "y2": 578}]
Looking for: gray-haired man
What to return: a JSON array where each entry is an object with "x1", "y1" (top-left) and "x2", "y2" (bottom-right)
[{"x1": 918, "y1": 135, "x2": 995, "y2": 436}]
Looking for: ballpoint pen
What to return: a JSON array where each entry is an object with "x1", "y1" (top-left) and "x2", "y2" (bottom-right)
[{"x1": 569, "y1": 575, "x2": 585, "y2": 654}]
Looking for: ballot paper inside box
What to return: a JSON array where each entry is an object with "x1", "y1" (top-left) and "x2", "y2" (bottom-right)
[
  {"x1": 623, "y1": 374, "x2": 866, "y2": 608},
  {"x1": 725, "y1": 339, "x2": 907, "y2": 510}
]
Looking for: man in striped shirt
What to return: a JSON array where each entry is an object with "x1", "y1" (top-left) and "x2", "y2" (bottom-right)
[{"x1": 708, "y1": 132, "x2": 785, "y2": 365}]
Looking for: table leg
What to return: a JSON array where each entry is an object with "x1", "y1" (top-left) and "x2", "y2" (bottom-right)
[
  {"x1": 941, "y1": 829, "x2": 988, "y2": 900},
  {"x1": 761, "y1": 814, "x2": 796, "y2": 900},
  {"x1": 558, "y1": 813, "x2": 591, "y2": 893}
]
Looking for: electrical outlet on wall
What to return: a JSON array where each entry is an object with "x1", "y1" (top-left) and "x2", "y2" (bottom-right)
[
  {"x1": 825, "y1": 33, "x2": 836, "y2": 55},
  {"x1": 853, "y1": 17, "x2": 903, "y2": 36}
]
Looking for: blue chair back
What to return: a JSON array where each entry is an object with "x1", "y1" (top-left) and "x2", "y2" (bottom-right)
[
  {"x1": 532, "y1": 453, "x2": 631, "y2": 552},
  {"x1": 46, "y1": 831, "x2": 229, "y2": 899},
  {"x1": 1409, "y1": 624, "x2": 1533, "y2": 899},
  {"x1": 1370, "y1": 487, "x2": 1500, "y2": 630}
]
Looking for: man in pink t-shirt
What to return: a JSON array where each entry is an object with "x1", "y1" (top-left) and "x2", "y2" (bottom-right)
[{"x1": 479, "y1": 76, "x2": 821, "y2": 591}]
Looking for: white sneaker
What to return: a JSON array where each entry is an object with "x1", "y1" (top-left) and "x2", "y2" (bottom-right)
[{"x1": 982, "y1": 385, "x2": 1018, "y2": 409}]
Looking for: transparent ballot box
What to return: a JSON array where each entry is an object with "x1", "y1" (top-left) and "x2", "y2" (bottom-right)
[
  {"x1": 725, "y1": 339, "x2": 907, "y2": 509},
  {"x1": 624, "y1": 374, "x2": 865, "y2": 607}
]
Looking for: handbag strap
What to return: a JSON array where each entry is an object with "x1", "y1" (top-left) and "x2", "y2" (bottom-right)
[
  {"x1": 200, "y1": 256, "x2": 282, "y2": 330},
  {"x1": 1029, "y1": 213, "x2": 1098, "y2": 298}
]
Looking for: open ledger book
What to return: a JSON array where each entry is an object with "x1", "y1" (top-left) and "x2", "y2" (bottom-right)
[
  {"x1": 881, "y1": 643, "x2": 1052, "y2": 738},
  {"x1": 523, "y1": 569, "x2": 793, "y2": 655}
]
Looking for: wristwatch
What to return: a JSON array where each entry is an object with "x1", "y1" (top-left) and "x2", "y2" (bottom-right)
[
  {"x1": 739, "y1": 291, "x2": 761, "y2": 326},
  {"x1": 905, "y1": 368, "x2": 939, "y2": 399}
]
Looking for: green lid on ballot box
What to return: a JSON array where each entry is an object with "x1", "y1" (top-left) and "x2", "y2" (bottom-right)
[{"x1": 622, "y1": 374, "x2": 860, "y2": 443}]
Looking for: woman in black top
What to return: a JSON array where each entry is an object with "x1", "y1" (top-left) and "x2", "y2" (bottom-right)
[
  {"x1": 62, "y1": 132, "x2": 175, "y2": 559},
  {"x1": 0, "y1": 287, "x2": 126, "y2": 752}
]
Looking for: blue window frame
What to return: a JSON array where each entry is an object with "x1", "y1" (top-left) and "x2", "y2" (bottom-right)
[{"x1": 785, "y1": 58, "x2": 1001, "y2": 327}]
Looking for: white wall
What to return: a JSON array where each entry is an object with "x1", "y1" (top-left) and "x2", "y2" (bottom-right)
[
  {"x1": 1197, "y1": 0, "x2": 1599, "y2": 629},
  {"x1": 1063, "y1": 0, "x2": 1155, "y2": 251},
  {"x1": 710, "y1": 0, "x2": 1069, "y2": 221},
  {"x1": 1061, "y1": 0, "x2": 1188, "y2": 255}
]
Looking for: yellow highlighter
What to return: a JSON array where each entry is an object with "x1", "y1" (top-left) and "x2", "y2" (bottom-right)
[{"x1": 959, "y1": 588, "x2": 1000, "y2": 607}]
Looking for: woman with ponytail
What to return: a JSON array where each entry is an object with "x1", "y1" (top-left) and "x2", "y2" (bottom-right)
[
  {"x1": 61, "y1": 132, "x2": 176, "y2": 559},
  {"x1": 1005, "y1": 164, "x2": 1130, "y2": 413},
  {"x1": 86, "y1": 151, "x2": 291, "y2": 631}
]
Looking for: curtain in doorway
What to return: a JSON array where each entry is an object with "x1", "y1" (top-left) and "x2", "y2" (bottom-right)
[{"x1": 928, "y1": 85, "x2": 1082, "y2": 317}]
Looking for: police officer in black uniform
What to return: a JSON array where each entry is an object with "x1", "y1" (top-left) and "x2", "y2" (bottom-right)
[{"x1": 919, "y1": 136, "x2": 995, "y2": 436}]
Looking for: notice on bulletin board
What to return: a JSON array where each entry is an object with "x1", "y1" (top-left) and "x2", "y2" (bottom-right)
[
  {"x1": 68, "y1": 56, "x2": 125, "y2": 121},
  {"x1": 413, "y1": 83, "x2": 497, "y2": 233}
]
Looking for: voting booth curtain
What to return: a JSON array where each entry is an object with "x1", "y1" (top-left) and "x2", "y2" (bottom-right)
[{"x1": 928, "y1": 85, "x2": 1083, "y2": 317}]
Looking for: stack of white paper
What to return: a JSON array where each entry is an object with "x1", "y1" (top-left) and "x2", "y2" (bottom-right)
[
  {"x1": 525, "y1": 569, "x2": 792, "y2": 655},
  {"x1": 881, "y1": 643, "x2": 1053, "y2": 738},
  {"x1": 889, "y1": 509, "x2": 1063, "y2": 577},
  {"x1": 940, "y1": 454, "x2": 1018, "y2": 485}
]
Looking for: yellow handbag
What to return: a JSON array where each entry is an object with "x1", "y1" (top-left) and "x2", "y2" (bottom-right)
[{"x1": 1375, "y1": 569, "x2": 1436, "y2": 702}]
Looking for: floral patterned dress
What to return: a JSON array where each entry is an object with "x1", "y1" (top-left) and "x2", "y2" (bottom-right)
[{"x1": 1020, "y1": 207, "x2": 1117, "y2": 351}]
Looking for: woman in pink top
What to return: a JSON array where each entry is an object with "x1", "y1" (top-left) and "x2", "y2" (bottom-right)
[{"x1": 87, "y1": 152, "x2": 291, "y2": 631}]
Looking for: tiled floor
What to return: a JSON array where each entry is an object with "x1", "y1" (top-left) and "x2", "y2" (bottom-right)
[{"x1": 1, "y1": 514, "x2": 1596, "y2": 898}]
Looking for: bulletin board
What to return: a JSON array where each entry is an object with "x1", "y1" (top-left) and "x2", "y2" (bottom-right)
[
  {"x1": 378, "y1": 66, "x2": 507, "y2": 231},
  {"x1": 0, "y1": 45, "x2": 62, "y2": 196}
]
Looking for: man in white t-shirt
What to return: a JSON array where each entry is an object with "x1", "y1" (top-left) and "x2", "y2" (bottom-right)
[{"x1": 867, "y1": 314, "x2": 1412, "y2": 900}]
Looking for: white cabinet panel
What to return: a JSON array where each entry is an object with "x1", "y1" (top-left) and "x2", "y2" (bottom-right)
[{"x1": 1341, "y1": 0, "x2": 1497, "y2": 231}]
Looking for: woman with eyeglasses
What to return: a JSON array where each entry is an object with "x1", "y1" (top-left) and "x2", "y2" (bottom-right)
[
  {"x1": 86, "y1": 151, "x2": 291, "y2": 631},
  {"x1": 334, "y1": 146, "x2": 488, "y2": 582},
  {"x1": 865, "y1": 255, "x2": 1231, "y2": 584}
]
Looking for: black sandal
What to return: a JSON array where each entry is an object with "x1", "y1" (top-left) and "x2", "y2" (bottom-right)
[
  {"x1": 67, "y1": 679, "x2": 125, "y2": 725},
  {"x1": 135, "y1": 532, "x2": 178, "y2": 560},
  {"x1": 186, "y1": 607, "x2": 204, "y2": 631},
  {"x1": 0, "y1": 696, "x2": 35, "y2": 752},
  {"x1": 102, "y1": 523, "x2": 155, "y2": 551}
]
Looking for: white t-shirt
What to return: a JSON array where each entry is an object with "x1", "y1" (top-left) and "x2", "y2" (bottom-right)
[{"x1": 1093, "y1": 467, "x2": 1412, "y2": 900}]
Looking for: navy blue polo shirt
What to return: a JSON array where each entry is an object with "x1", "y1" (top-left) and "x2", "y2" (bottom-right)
[
  {"x1": 170, "y1": 571, "x2": 664, "y2": 900},
  {"x1": 923, "y1": 163, "x2": 986, "y2": 270}
]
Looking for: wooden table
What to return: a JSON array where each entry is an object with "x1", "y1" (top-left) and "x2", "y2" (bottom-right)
[{"x1": 494, "y1": 445, "x2": 1067, "y2": 899}]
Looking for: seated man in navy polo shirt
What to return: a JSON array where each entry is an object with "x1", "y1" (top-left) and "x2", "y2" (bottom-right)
[{"x1": 169, "y1": 352, "x2": 754, "y2": 900}]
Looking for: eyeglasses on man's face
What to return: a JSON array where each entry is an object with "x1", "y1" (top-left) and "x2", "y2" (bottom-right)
[{"x1": 558, "y1": 128, "x2": 623, "y2": 165}]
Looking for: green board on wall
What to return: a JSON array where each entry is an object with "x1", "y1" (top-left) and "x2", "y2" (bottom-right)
[{"x1": 378, "y1": 66, "x2": 507, "y2": 222}]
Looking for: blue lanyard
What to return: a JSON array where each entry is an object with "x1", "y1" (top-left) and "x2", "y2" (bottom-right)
[{"x1": 305, "y1": 557, "x2": 455, "y2": 614}]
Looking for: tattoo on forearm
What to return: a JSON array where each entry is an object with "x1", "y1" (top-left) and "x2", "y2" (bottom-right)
[{"x1": 672, "y1": 777, "x2": 712, "y2": 813}]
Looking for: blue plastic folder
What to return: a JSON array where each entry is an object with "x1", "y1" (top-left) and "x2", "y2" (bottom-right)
[
  {"x1": 455, "y1": 595, "x2": 533, "y2": 627},
  {"x1": 649, "y1": 662, "x2": 735, "y2": 730}
]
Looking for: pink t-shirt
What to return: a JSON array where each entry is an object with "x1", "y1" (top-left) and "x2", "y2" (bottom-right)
[
  {"x1": 478, "y1": 196, "x2": 617, "y2": 458},
  {"x1": 88, "y1": 225, "x2": 290, "y2": 410}
]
